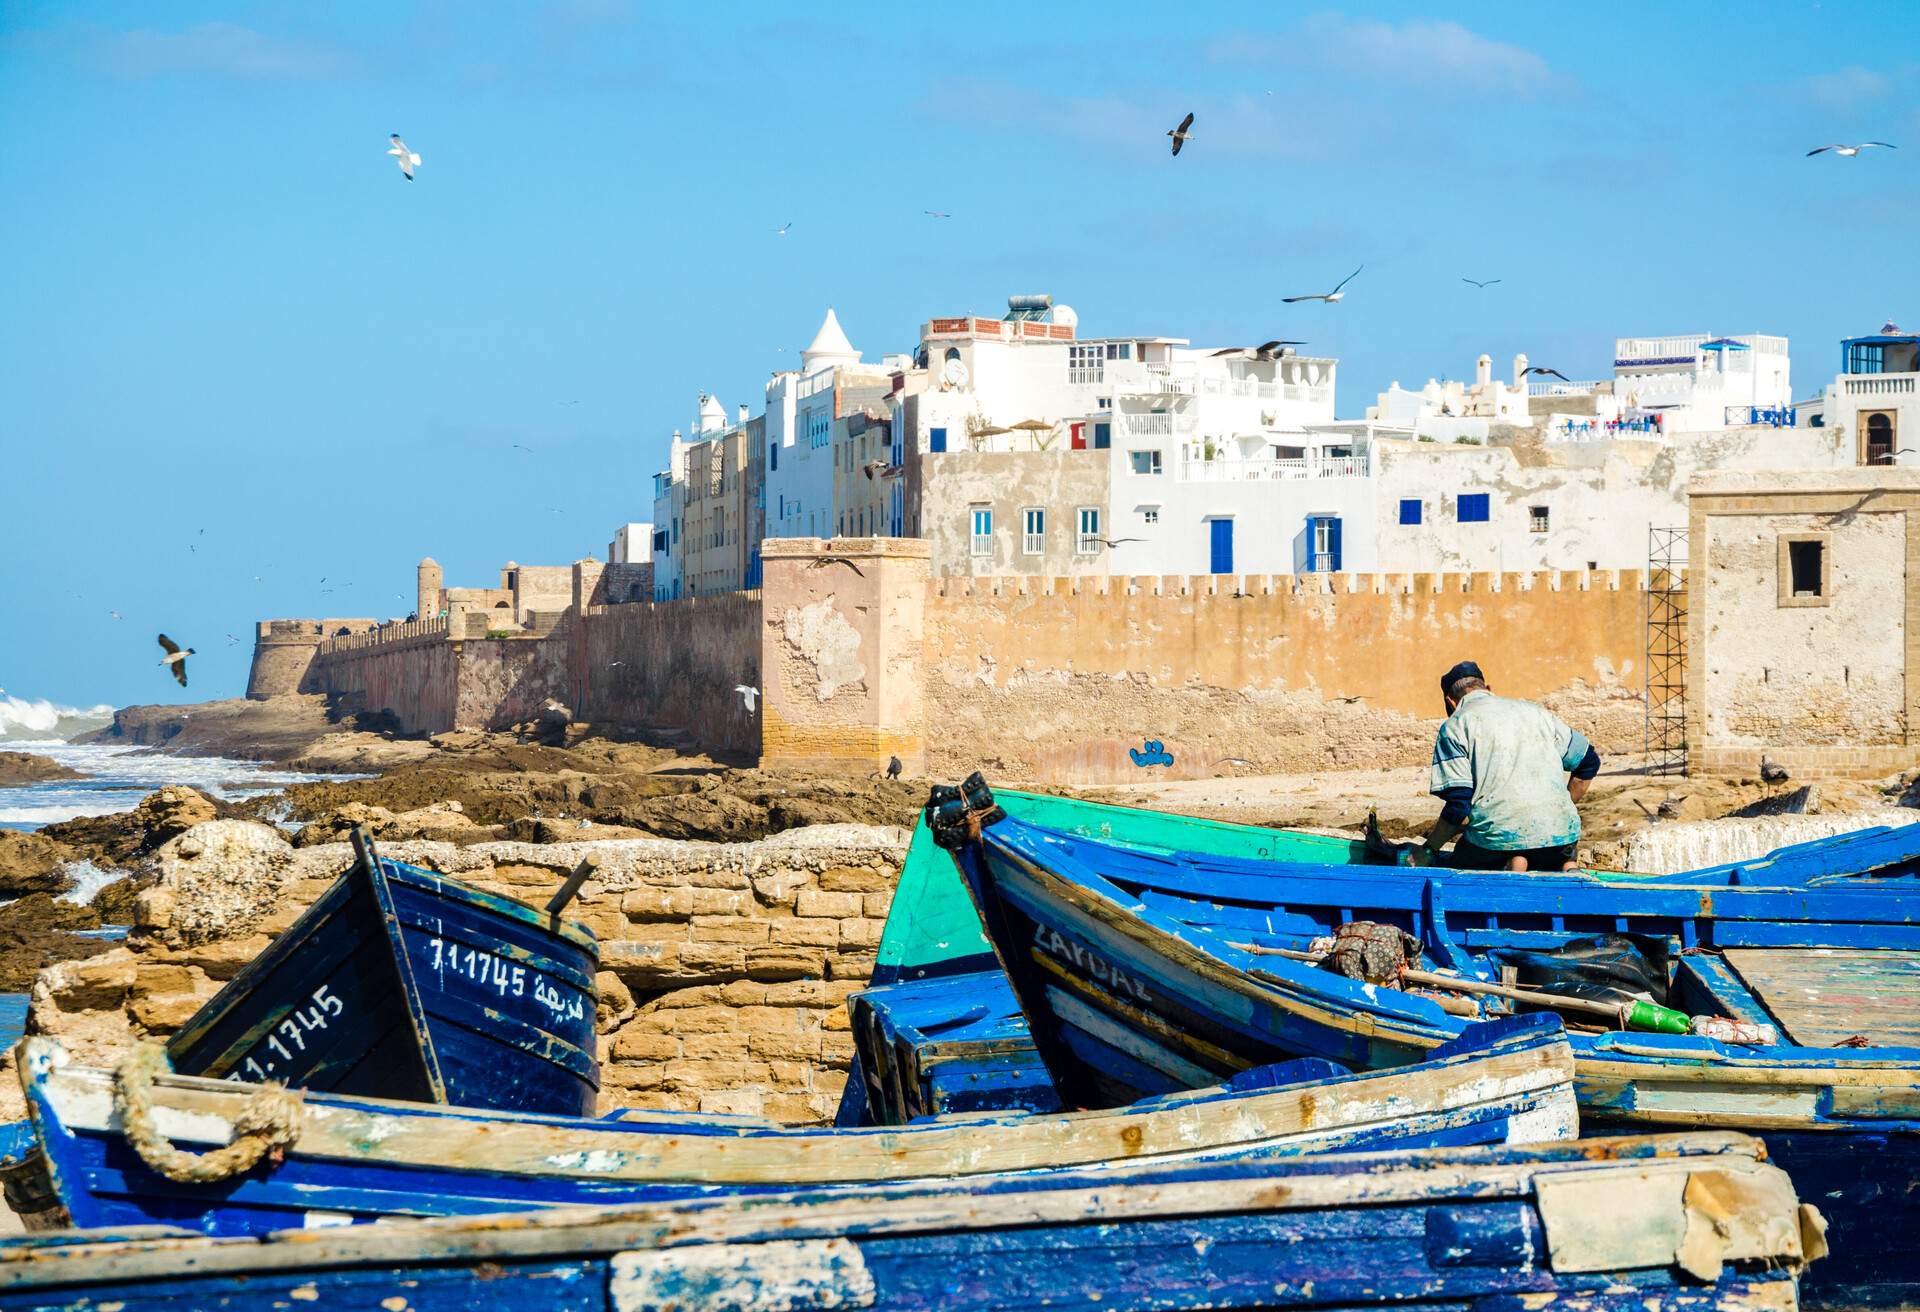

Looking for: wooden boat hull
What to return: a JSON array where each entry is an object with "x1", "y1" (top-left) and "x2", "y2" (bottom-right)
[
  {"x1": 0, "y1": 1133, "x2": 1820, "y2": 1312},
  {"x1": 846, "y1": 973, "x2": 1059, "y2": 1125},
  {"x1": 165, "y1": 841, "x2": 600, "y2": 1117},
  {"x1": 948, "y1": 803, "x2": 1920, "y2": 1310},
  {"x1": 19, "y1": 1016, "x2": 1578, "y2": 1236}
]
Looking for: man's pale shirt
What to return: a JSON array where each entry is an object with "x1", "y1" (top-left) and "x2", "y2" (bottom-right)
[{"x1": 1429, "y1": 690, "x2": 1589, "y2": 850}]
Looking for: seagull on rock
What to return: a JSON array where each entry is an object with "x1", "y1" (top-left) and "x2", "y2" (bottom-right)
[
  {"x1": 387, "y1": 133, "x2": 421, "y2": 181},
  {"x1": 1167, "y1": 112, "x2": 1195, "y2": 156},
  {"x1": 735, "y1": 685, "x2": 759, "y2": 713},
  {"x1": 157, "y1": 634, "x2": 195, "y2": 688},
  {"x1": 1807, "y1": 142, "x2": 1894, "y2": 158},
  {"x1": 1283, "y1": 266, "x2": 1363, "y2": 304}
]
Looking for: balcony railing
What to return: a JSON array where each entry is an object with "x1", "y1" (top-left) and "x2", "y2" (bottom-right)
[
  {"x1": 1526, "y1": 379, "x2": 1603, "y2": 397},
  {"x1": 1179, "y1": 454, "x2": 1369, "y2": 482},
  {"x1": 1844, "y1": 373, "x2": 1918, "y2": 396},
  {"x1": 1118, "y1": 411, "x2": 1196, "y2": 437}
]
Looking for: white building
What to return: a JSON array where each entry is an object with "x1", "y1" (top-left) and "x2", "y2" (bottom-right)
[
  {"x1": 1537, "y1": 332, "x2": 1794, "y2": 438},
  {"x1": 763, "y1": 310, "x2": 896, "y2": 541},
  {"x1": 1803, "y1": 325, "x2": 1920, "y2": 466},
  {"x1": 608, "y1": 523, "x2": 653, "y2": 566},
  {"x1": 1365, "y1": 353, "x2": 1533, "y2": 442}
]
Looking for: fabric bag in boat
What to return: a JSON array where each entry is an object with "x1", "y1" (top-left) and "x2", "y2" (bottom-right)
[{"x1": 1491, "y1": 934, "x2": 1671, "y2": 1008}]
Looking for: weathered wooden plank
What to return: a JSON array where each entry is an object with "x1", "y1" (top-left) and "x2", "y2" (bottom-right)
[{"x1": 1725, "y1": 948, "x2": 1920, "y2": 1048}]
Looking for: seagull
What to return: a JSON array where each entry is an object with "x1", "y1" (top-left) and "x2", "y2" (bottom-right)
[
  {"x1": 1759, "y1": 754, "x2": 1791, "y2": 786},
  {"x1": 886, "y1": 755, "x2": 902, "y2": 781},
  {"x1": 512, "y1": 443, "x2": 535, "y2": 454},
  {"x1": 225, "y1": 633, "x2": 241, "y2": 644},
  {"x1": 107, "y1": 610, "x2": 121, "y2": 621},
  {"x1": 1461, "y1": 277, "x2": 1501, "y2": 289},
  {"x1": 387, "y1": 133, "x2": 421, "y2": 181},
  {"x1": 1211, "y1": 339, "x2": 1307, "y2": 362},
  {"x1": 775, "y1": 221, "x2": 793, "y2": 236},
  {"x1": 156, "y1": 634, "x2": 194, "y2": 688},
  {"x1": 1167, "y1": 112, "x2": 1195, "y2": 156},
  {"x1": 924, "y1": 210, "x2": 951, "y2": 219},
  {"x1": 734, "y1": 684, "x2": 760, "y2": 713},
  {"x1": 861, "y1": 459, "x2": 897, "y2": 480},
  {"x1": 809, "y1": 556, "x2": 865, "y2": 576},
  {"x1": 1087, "y1": 537, "x2": 1145, "y2": 549},
  {"x1": 1519, "y1": 366, "x2": 1571, "y2": 382},
  {"x1": 607, "y1": 661, "x2": 624, "y2": 668},
  {"x1": 1282, "y1": 265, "x2": 1363, "y2": 304},
  {"x1": 1807, "y1": 142, "x2": 1895, "y2": 157}
]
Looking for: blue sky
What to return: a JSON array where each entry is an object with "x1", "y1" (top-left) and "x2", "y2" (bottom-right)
[{"x1": 2, "y1": 1, "x2": 1917, "y2": 709}]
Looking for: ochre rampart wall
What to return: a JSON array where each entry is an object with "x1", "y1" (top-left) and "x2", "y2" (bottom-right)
[{"x1": 574, "y1": 595, "x2": 761, "y2": 760}]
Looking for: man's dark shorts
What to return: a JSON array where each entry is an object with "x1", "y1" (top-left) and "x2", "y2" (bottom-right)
[{"x1": 1449, "y1": 838, "x2": 1578, "y2": 871}]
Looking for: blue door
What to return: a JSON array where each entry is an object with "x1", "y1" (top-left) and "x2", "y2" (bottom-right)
[
  {"x1": 1307, "y1": 515, "x2": 1343, "y2": 572},
  {"x1": 1209, "y1": 518, "x2": 1234, "y2": 574}
]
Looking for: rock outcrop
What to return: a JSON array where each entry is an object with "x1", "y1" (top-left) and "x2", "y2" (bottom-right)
[{"x1": 0, "y1": 752, "x2": 85, "y2": 785}]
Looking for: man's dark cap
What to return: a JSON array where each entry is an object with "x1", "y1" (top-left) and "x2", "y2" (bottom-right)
[{"x1": 1440, "y1": 661, "x2": 1484, "y2": 695}]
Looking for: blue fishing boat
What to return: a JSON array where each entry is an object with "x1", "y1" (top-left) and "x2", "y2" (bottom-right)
[
  {"x1": 930, "y1": 778, "x2": 1920, "y2": 1309},
  {"x1": 166, "y1": 830, "x2": 599, "y2": 1116},
  {"x1": 0, "y1": 1132, "x2": 1824, "y2": 1311},
  {"x1": 845, "y1": 972, "x2": 1059, "y2": 1124},
  {"x1": 18, "y1": 1014, "x2": 1577, "y2": 1235}
]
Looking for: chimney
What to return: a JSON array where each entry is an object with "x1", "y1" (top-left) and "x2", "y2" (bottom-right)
[
  {"x1": 1476, "y1": 354, "x2": 1492, "y2": 387},
  {"x1": 1513, "y1": 353, "x2": 1529, "y2": 389},
  {"x1": 738, "y1": 403, "x2": 749, "y2": 424}
]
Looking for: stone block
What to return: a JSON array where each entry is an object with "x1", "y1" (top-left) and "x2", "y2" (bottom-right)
[
  {"x1": 698, "y1": 1088, "x2": 766, "y2": 1117},
  {"x1": 610, "y1": 1027, "x2": 681, "y2": 1063},
  {"x1": 131, "y1": 992, "x2": 210, "y2": 1033},
  {"x1": 133, "y1": 886, "x2": 175, "y2": 931},
  {"x1": 768, "y1": 1060, "x2": 814, "y2": 1090},
  {"x1": 654, "y1": 985, "x2": 725, "y2": 1009},
  {"x1": 689, "y1": 889, "x2": 752, "y2": 917},
  {"x1": 677, "y1": 944, "x2": 747, "y2": 976},
  {"x1": 745, "y1": 947, "x2": 826, "y2": 981},
  {"x1": 40, "y1": 954, "x2": 136, "y2": 1013},
  {"x1": 621, "y1": 887, "x2": 692, "y2": 921},
  {"x1": 718, "y1": 980, "x2": 768, "y2": 1006},
  {"x1": 572, "y1": 909, "x2": 628, "y2": 940},
  {"x1": 839, "y1": 918, "x2": 885, "y2": 947},
  {"x1": 750, "y1": 870, "x2": 812, "y2": 907},
  {"x1": 600, "y1": 940, "x2": 683, "y2": 987},
  {"x1": 820, "y1": 1007, "x2": 852, "y2": 1031},
  {"x1": 749, "y1": 1031, "x2": 823, "y2": 1062},
  {"x1": 683, "y1": 1032, "x2": 750, "y2": 1060},
  {"x1": 647, "y1": 1005, "x2": 738, "y2": 1035},
  {"x1": 643, "y1": 865, "x2": 750, "y2": 891},
  {"x1": 660, "y1": 1059, "x2": 771, "y2": 1091},
  {"x1": 795, "y1": 890, "x2": 863, "y2": 919},
  {"x1": 690, "y1": 916, "x2": 771, "y2": 945},
  {"x1": 818, "y1": 866, "x2": 894, "y2": 894},
  {"x1": 770, "y1": 919, "x2": 841, "y2": 948},
  {"x1": 763, "y1": 1093, "x2": 829, "y2": 1124},
  {"x1": 863, "y1": 891, "x2": 893, "y2": 918},
  {"x1": 130, "y1": 963, "x2": 198, "y2": 1000},
  {"x1": 594, "y1": 971, "x2": 635, "y2": 1034},
  {"x1": 177, "y1": 934, "x2": 273, "y2": 981},
  {"x1": 762, "y1": 980, "x2": 831, "y2": 1007},
  {"x1": 826, "y1": 951, "x2": 877, "y2": 982},
  {"x1": 618, "y1": 1091, "x2": 701, "y2": 1113},
  {"x1": 736, "y1": 1005, "x2": 801, "y2": 1034},
  {"x1": 599, "y1": 1063, "x2": 665, "y2": 1092}
]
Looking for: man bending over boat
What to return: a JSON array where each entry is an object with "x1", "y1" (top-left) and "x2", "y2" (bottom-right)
[{"x1": 1411, "y1": 660, "x2": 1601, "y2": 872}]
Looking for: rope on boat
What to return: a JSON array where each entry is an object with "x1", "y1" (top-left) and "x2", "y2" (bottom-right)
[{"x1": 112, "y1": 1042, "x2": 304, "y2": 1184}]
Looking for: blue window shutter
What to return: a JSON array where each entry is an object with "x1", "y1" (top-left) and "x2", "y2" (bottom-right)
[
  {"x1": 1209, "y1": 518, "x2": 1234, "y2": 574},
  {"x1": 1328, "y1": 516, "x2": 1342, "y2": 571},
  {"x1": 769, "y1": 442, "x2": 778, "y2": 472},
  {"x1": 929, "y1": 427, "x2": 947, "y2": 453},
  {"x1": 1399, "y1": 498, "x2": 1421, "y2": 526},
  {"x1": 1458, "y1": 493, "x2": 1490, "y2": 523},
  {"x1": 1094, "y1": 422, "x2": 1111, "y2": 449}
]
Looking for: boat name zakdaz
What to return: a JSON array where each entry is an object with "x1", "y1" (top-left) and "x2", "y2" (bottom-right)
[
  {"x1": 426, "y1": 936, "x2": 586, "y2": 1022},
  {"x1": 1032, "y1": 921, "x2": 1155, "y2": 1005},
  {"x1": 229, "y1": 985, "x2": 345, "y2": 1083}
]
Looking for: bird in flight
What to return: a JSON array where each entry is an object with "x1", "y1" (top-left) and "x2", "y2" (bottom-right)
[
  {"x1": 1807, "y1": 142, "x2": 1895, "y2": 157},
  {"x1": 225, "y1": 633, "x2": 242, "y2": 645},
  {"x1": 156, "y1": 634, "x2": 195, "y2": 688},
  {"x1": 512, "y1": 443, "x2": 535, "y2": 453},
  {"x1": 1212, "y1": 340, "x2": 1307, "y2": 361},
  {"x1": 1087, "y1": 537, "x2": 1144, "y2": 549},
  {"x1": 809, "y1": 556, "x2": 865, "y2": 576},
  {"x1": 775, "y1": 221, "x2": 793, "y2": 236},
  {"x1": 1519, "y1": 366, "x2": 1571, "y2": 382},
  {"x1": 1283, "y1": 266, "x2": 1363, "y2": 304},
  {"x1": 387, "y1": 133, "x2": 422, "y2": 181},
  {"x1": 1168, "y1": 112, "x2": 1195, "y2": 156},
  {"x1": 1461, "y1": 277, "x2": 1501, "y2": 289},
  {"x1": 107, "y1": 610, "x2": 121, "y2": 621},
  {"x1": 924, "y1": 210, "x2": 951, "y2": 219},
  {"x1": 734, "y1": 684, "x2": 760, "y2": 713}
]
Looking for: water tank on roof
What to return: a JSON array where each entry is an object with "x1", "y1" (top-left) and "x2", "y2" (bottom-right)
[
  {"x1": 1052, "y1": 304, "x2": 1078, "y2": 330},
  {"x1": 1006, "y1": 294, "x2": 1053, "y2": 319}
]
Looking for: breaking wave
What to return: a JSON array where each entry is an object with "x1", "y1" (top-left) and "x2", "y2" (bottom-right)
[{"x1": 0, "y1": 696, "x2": 114, "y2": 744}]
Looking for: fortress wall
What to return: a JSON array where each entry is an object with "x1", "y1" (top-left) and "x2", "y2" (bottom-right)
[
  {"x1": 575, "y1": 594, "x2": 761, "y2": 760},
  {"x1": 245, "y1": 619, "x2": 379, "y2": 700},
  {"x1": 454, "y1": 630, "x2": 574, "y2": 730},
  {"x1": 919, "y1": 569, "x2": 1651, "y2": 783},
  {"x1": 309, "y1": 628, "x2": 461, "y2": 734}
]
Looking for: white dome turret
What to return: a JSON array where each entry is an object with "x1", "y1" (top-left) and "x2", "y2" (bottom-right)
[
  {"x1": 801, "y1": 308, "x2": 859, "y2": 373},
  {"x1": 696, "y1": 392, "x2": 726, "y2": 434}
]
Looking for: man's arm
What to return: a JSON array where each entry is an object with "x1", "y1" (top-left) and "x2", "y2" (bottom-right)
[
  {"x1": 1414, "y1": 786, "x2": 1472, "y2": 866},
  {"x1": 1567, "y1": 742, "x2": 1601, "y2": 802}
]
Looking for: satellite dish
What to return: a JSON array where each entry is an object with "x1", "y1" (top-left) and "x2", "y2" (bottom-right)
[{"x1": 941, "y1": 358, "x2": 970, "y2": 390}]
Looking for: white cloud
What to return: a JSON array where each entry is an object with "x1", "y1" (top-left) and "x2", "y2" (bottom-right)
[
  {"x1": 1215, "y1": 14, "x2": 1554, "y2": 97},
  {"x1": 1799, "y1": 65, "x2": 1890, "y2": 108},
  {"x1": 86, "y1": 22, "x2": 352, "y2": 80}
]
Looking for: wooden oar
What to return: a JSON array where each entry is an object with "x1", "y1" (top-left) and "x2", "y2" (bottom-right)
[{"x1": 1232, "y1": 941, "x2": 1688, "y2": 1033}]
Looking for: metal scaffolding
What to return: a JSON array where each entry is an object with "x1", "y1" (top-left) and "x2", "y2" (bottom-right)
[{"x1": 1644, "y1": 526, "x2": 1689, "y2": 775}]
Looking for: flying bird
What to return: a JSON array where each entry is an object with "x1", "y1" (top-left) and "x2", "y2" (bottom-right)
[
  {"x1": 1282, "y1": 265, "x2": 1364, "y2": 304},
  {"x1": 1807, "y1": 142, "x2": 1895, "y2": 157},
  {"x1": 775, "y1": 221, "x2": 793, "y2": 236},
  {"x1": 107, "y1": 610, "x2": 121, "y2": 621},
  {"x1": 387, "y1": 133, "x2": 422, "y2": 181},
  {"x1": 1086, "y1": 537, "x2": 1144, "y2": 549},
  {"x1": 156, "y1": 634, "x2": 194, "y2": 688},
  {"x1": 924, "y1": 210, "x2": 951, "y2": 219},
  {"x1": 734, "y1": 684, "x2": 760, "y2": 713},
  {"x1": 1461, "y1": 277, "x2": 1502, "y2": 289},
  {"x1": 1211, "y1": 339, "x2": 1307, "y2": 361},
  {"x1": 225, "y1": 634, "x2": 241, "y2": 645},
  {"x1": 809, "y1": 556, "x2": 865, "y2": 576},
  {"x1": 861, "y1": 459, "x2": 901, "y2": 480},
  {"x1": 512, "y1": 443, "x2": 535, "y2": 454},
  {"x1": 1519, "y1": 366, "x2": 1571, "y2": 382},
  {"x1": 1167, "y1": 112, "x2": 1195, "y2": 156}
]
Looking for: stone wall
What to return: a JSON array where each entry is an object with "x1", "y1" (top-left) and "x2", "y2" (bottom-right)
[
  {"x1": 920, "y1": 569, "x2": 1650, "y2": 782},
  {"x1": 310, "y1": 623, "x2": 461, "y2": 734},
  {"x1": 246, "y1": 619, "x2": 379, "y2": 700},
  {"x1": 454, "y1": 631, "x2": 572, "y2": 730},
  {"x1": 15, "y1": 820, "x2": 907, "y2": 1124},
  {"x1": 1689, "y1": 468, "x2": 1920, "y2": 778},
  {"x1": 573, "y1": 594, "x2": 762, "y2": 760}
]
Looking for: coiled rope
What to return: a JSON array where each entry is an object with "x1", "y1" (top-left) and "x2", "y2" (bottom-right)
[{"x1": 113, "y1": 1042, "x2": 305, "y2": 1184}]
